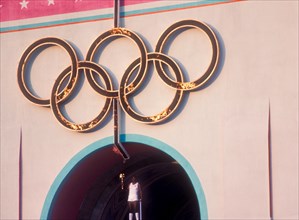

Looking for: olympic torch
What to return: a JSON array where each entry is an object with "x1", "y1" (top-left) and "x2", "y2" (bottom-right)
[{"x1": 119, "y1": 173, "x2": 125, "y2": 190}]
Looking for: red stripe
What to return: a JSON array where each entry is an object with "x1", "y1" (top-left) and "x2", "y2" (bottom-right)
[{"x1": 0, "y1": 0, "x2": 156, "y2": 22}]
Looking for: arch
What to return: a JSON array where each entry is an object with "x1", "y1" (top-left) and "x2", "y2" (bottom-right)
[{"x1": 41, "y1": 134, "x2": 208, "y2": 219}]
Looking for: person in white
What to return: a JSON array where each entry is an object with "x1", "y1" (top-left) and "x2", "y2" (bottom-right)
[{"x1": 128, "y1": 176, "x2": 142, "y2": 220}]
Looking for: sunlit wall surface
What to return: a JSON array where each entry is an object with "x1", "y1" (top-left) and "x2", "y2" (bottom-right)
[{"x1": 1, "y1": 1, "x2": 298, "y2": 219}]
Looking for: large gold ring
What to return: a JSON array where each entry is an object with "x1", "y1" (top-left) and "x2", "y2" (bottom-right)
[{"x1": 155, "y1": 20, "x2": 219, "y2": 90}]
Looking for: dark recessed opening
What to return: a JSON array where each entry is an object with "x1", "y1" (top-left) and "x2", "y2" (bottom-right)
[{"x1": 48, "y1": 142, "x2": 200, "y2": 220}]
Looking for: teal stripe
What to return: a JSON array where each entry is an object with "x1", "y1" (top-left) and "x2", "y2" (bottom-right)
[
  {"x1": 124, "y1": 0, "x2": 231, "y2": 17},
  {"x1": 1, "y1": 0, "x2": 233, "y2": 33},
  {"x1": 40, "y1": 134, "x2": 208, "y2": 220},
  {"x1": 0, "y1": 13, "x2": 113, "y2": 33}
]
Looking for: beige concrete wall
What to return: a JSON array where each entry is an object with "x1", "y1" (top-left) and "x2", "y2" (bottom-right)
[{"x1": 1, "y1": 1, "x2": 298, "y2": 219}]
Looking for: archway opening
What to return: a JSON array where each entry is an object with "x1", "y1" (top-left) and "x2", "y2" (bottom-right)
[{"x1": 44, "y1": 139, "x2": 204, "y2": 220}]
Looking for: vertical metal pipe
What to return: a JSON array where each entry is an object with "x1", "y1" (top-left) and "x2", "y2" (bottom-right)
[
  {"x1": 113, "y1": 98, "x2": 130, "y2": 160},
  {"x1": 113, "y1": 98, "x2": 119, "y2": 144},
  {"x1": 113, "y1": 0, "x2": 129, "y2": 161},
  {"x1": 114, "y1": 0, "x2": 119, "y2": 28}
]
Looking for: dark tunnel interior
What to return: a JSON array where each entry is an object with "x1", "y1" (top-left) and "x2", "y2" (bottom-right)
[{"x1": 48, "y1": 142, "x2": 201, "y2": 220}]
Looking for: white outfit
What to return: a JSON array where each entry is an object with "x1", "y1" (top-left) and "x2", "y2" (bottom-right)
[
  {"x1": 128, "y1": 181, "x2": 141, "y2": 220},
  {"x1": 128, "y1": 182, "x2": 140, "y2": 201}
]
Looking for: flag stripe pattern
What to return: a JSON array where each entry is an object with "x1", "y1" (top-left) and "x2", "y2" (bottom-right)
[
  {"x1": 0, "y1": 0, "x2": 240, "y2": 33},
  {"x1": 0, "y1": 0, "x2": 156, "y2": 22}
]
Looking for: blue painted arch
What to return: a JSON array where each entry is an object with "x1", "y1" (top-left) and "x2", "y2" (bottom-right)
[{"x1": 41, "y1": 134, "x2": 208, "y2": 219}]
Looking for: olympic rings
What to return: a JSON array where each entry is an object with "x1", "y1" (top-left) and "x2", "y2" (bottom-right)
[{"x1": 17, "y1": 20, "x2": 220, "y2": 132}]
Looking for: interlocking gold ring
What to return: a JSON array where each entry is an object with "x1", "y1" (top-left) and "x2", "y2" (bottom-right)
[
  {"x1": 17, "y1": 37, "x2": 78, "y2": 106},
  {"x1": 86, "y1": 27, "x2": 148, "y2": 97},
  {"x1": 50, "y1": 61, "x2": 113, "y2": 132},
  {"x1": 119, "y1": 52, "x2": 184, "y2": 124},
  {"x1": 18, "y1": 20, "x2": 220, "y2": 132},
  {"x1": 155, "y1": 20, "x2": 219, "y2": 90}
]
